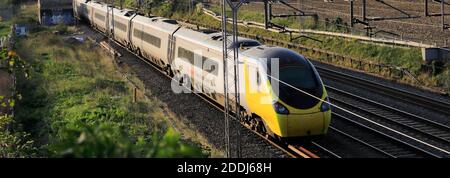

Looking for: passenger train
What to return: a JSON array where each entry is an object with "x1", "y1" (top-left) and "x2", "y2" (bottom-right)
[{"x1": 73, "y1": 0, "x2": 331, "y2": 138}]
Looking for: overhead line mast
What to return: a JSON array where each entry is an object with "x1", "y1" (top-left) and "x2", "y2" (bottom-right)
[
  {"x1": 221, "y1": 0, "x2": 306, "y2": 159},
  {"x1": 222, "y1": 0, "x2": 243, "y2": 159},
  {"x1": 222, "y1": 0, "x2": 299, "y2": 159},
  {"x1": 221, "y1": 0, "x2": 266, "y2": 158}
]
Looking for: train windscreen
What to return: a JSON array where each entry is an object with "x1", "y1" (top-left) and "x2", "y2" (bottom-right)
[
  {"x1": 245, "y1": 47, "x2": 324, "y2": 110},
  {"x1": 279, "y1": 65, "x2": 318, "y2": 90},
  {"x1": 272, "y1": 55, "x2": 323, "y2": 110}
]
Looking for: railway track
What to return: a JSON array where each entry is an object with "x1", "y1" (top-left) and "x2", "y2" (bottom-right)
[
  {"x1": 300, "y1": 116, "x2": 438, "y2": 158},
  {"x1": 317, "y1": 66, "x2": 450, "y2": 116},
  {"x1": 327, "y1": 126, "x2": 393, "y2": 158},
  {"x1": 326, "y1": 85, "x2": 450, "y2": 157},
  {"x1": 330, "y1": 113, "x2": 439, "y2": 158}
]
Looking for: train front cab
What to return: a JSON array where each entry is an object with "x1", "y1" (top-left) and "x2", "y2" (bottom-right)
[{"x1": 243, "y1": 47, "x2": 331, "y2": 138}]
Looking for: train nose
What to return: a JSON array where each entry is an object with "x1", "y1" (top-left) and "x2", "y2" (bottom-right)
[{"x1": 286, "y1": 112, "x2": 327, "y2": 137}]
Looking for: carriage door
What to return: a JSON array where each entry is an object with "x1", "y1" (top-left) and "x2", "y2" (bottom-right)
[
  {"x1": 202, "y1": 56, "x2": 218, "y2": 95},
  {"x1": 167, "y1": 34, "x2": 176, "y2": 66},
  {"x1": 108, "y1": 12, "x2": 114, "y2": 36}
]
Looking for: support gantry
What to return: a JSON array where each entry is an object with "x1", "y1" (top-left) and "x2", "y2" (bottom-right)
[
  {"x1": 350, "y1": 0, "x2": 424, "y2": 36},
  {"x1": 262, "y1": 0, "x2": 317, "y2": 30}
]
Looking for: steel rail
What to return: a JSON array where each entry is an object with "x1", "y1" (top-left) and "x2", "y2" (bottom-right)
[
  {"x1": 327, "y1": 86, "x2": 450, "y2": 147},
  {"x1": 328, "y1": 126, "x2": 396, "y2": 158},
  {"x1": 317, "y1": 66, "x2": 450, "y2": 116},
  {"x1": 332, "y1": 113, "x2": 440, "y2": 158}
]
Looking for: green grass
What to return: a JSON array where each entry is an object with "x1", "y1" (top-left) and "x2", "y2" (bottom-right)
[{"x1": 0, "y1": 21, "x2": 11, "y2": 37}]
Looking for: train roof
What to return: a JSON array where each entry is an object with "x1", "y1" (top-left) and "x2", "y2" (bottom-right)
[
  {"x1": 87, "y1": 1, "x2": 135, "y2": 18},
  {"x1": 132, "y1": 15, "x2": 180, "y2": 34},
  {"x1": 242, "y1": 46, "x2": 309, "y2": 65},
  {"x1": 111, "y1": 8, "x2": 135, "y2": 18},
  {"x1": 89, "y1": 1, "x2": 107, "y2": 10},
  {"x1": 175, "y1": 28, "x2": 260, "y2": 52}
]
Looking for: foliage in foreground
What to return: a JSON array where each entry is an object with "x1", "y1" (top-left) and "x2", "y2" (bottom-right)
[{"x1": 0, "y1": 109, "x2": 36, "y2": 157}]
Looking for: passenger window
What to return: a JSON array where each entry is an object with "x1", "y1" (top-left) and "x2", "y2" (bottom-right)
[{"x1": 203, "y1": 57, "x2": 218, "y2": 76}]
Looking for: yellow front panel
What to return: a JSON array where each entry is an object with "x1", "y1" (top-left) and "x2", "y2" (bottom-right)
[{"x1": 287, "y1": 112, "x2": 325, "y2": 137}]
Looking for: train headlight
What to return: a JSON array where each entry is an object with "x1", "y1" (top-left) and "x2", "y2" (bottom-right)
[
  {"x1": 320, "y1": 97, "x2": 331, "y2": 112},
  {"x1": 273, "y1": 102, "x2": 289, "y2": 115}
]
